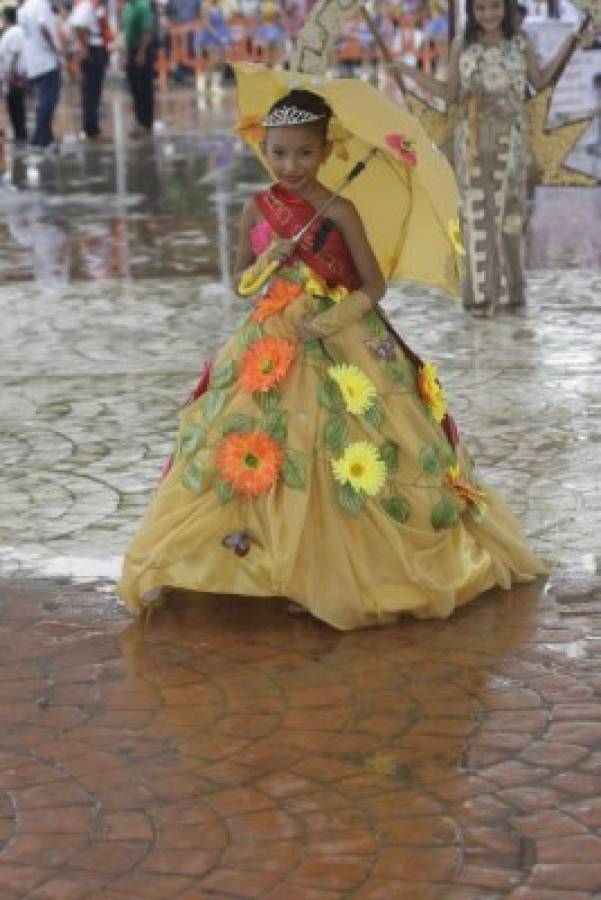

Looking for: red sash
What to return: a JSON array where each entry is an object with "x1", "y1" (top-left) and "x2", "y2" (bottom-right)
[{"x1": 255, "y1": 184, "x2": 362, "y2": 292}]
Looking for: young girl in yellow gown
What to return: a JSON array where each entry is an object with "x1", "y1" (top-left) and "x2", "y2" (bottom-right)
[{"x1": 118, "y1": 88, "x2": 546, "y2": 630}]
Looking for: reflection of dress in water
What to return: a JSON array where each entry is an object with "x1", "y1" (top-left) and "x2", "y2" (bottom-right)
[
  {"x1": 8, "y1": 205, "x2": 70, "y2": 284},
  {"x1": 455, "y1": 35, "x2": 528, "y2": 310},
  {"x1": 119, "y1": 184, "x2": 545, "y2": 630}
]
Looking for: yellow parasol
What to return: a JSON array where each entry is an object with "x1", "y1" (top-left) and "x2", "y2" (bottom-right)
[{"x1": 234, "y1": 63, "x2": 463, "y2": 297}]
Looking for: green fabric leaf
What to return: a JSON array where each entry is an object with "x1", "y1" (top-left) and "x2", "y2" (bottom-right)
[
  {"x1": 440, "y1": 441, "x2": 457, "y2": 467},
  {"x1": 318, "y1": 379, "x2": 345, "y2": 413},
  {"x1": 211, "y1": 359, "x2": 235, "y2": 389},
  {"x1": 304, "y1": 338, "x2": 328, "y2": 359},
  {"x1": 222, "y1": 414, "x2": 256, "y2": 436},
  {"x1": 336, "y1": 482, "x2": 367, "y2": 516},
  {"x1": 386, "y1": 362, "x2": 405, "y2": 383},
  {"x1": 252, "y1": 388, "x2": 281, "y2": 412},
  {"x1": 380, "y1": 440, "x2": 400, "y2": 473},
  {"x1": 323, "y1": 416, "x2": 349, "y2": 452},
  {"x1": 238, "y1": 319, "x2": 263, "y2": 350},
  {"x1": 181, "y1": 460, "x2": 204, "y2": 494},
  {"x1": 316, "y1": 296, "x2": 335, "y2": 313},
  {"x1": 263, "y1": 409, "x2": 289, "y2": 443},
  {"x1": 419, "y1": 445, "x2": 441, "y2": 476},
  {"x1": 282, "y1": 449, "x2": 307, "y2": 490},
  {"x1": 382, "y1": 495, "x2": 411, "y2": 523},
  {"x1": 362, "y1": 400, "x2": 385, "y2": 431},
  {"x1": 214, "y1": 476, "x2": 234, "y2": 505},
  {"x1": 431, "y1": 496, "x2": 459, "y2": 530},
  {"x1": 279, "y1": 266, "x2": 305, "y2": 284},
  {"x1": 365, "y1": 309, "x2": 387, "y2": 338},
  {"x1": 180, "y1": 424, "x2": 207, "y2": 455},
  {"x1": 204, "y1": 389, "x2": 226, "y2": 422}
]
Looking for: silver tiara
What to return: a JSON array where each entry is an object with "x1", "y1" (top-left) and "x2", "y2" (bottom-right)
[{"x1": 262, "y1": 106, "x2": 325, "y2": 128}]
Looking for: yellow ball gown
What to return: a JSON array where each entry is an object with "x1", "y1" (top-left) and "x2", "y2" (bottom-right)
[{"x1": 118, "y1": 187, "x2": 546, "y2": 630}]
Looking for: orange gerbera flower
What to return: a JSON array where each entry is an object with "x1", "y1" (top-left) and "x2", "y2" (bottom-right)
[
  {"x1": 239, "y1": 336, "x2": 296, "y2": 393},
  {"x1": 216, "y1": 431, "x2": 283, "y2": 497},
  {"x1": 251, "y1": 277, "x2": 304, "y2": 323}
]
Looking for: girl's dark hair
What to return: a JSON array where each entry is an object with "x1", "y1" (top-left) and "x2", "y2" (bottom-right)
[
  {"x1": 463, "y1": 0, "x2": 517, "y2": 46},
  {"x1": 266, "y1": 89, "x2": 333, "y2": 141}
]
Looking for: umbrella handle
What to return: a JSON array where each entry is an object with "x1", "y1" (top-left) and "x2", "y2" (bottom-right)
[{"x1": 292, "y1": 148, "x2": 380, "y2": 243}]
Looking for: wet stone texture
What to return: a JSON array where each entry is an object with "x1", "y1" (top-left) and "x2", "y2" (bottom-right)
[
  {"x1": 2, "y1": 576, "x2": 601, "y2": 899},
  {"x1": 1, "y1": 88, "x2": 601, "y2": 897}
]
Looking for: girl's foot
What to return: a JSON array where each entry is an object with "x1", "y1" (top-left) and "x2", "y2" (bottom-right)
[{"x1": 141, "y1": 586, "x2": 172, "y2": 623}]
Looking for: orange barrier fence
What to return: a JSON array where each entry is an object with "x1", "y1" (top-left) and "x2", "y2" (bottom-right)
[{"x1": 155, "y1": 14, "x2": 444, "y2": 90}]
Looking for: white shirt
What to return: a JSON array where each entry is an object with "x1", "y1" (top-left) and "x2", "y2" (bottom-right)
[
  {"x1": 69, "y1": 0, "x2": 103, "y2": 48},
  {"x1": 0, "y1": 24, "x2": 27, "y2": 81},
  {"x1": 17, "y1": 0, "x2": 60, "y2": 79}
]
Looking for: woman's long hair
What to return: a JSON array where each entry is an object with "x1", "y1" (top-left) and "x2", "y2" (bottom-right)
[{"x1": 463, "y1": 0, "x2": 517, "y2": 46}]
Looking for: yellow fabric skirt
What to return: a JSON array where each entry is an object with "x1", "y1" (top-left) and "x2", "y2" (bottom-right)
[{"x1": 118, "y1": 290, "x2": 546, "y2": 630}]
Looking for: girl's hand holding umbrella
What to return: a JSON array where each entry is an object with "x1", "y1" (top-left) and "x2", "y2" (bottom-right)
[{"x1": 266, "y1": 238, "x2": 297, "y2": 264}]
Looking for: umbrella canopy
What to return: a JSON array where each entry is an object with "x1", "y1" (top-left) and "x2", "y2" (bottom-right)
[{"x1": 234, "y1": 64, "x2": 462, "y2": 297}]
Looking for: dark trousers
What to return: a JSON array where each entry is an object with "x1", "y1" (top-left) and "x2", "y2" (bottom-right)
[
  {"x1": 81, "y1": 45, "x2": 108, "y2": 137},
  {"x1": 6, "y1": 83, "x2": 28, "y2": 143},
  {"x1": 126, "y1": 47, "x2": 154, "y2": 130},
  {"x1": 31, "y1": 66, "x2": 61, "y2": 148}
]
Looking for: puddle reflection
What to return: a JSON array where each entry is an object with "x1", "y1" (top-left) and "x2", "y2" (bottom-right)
[
  {"x1": 0, "y1": 87, "x2": 599, "y2": 286},
  {"x1": 0, "y1": 90, "x2": 265, "y2": 286}
]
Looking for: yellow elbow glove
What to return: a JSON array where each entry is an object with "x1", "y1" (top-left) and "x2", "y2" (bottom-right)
[{"x1": 237, "y1": 255, "x2": 279, "y2": 297}]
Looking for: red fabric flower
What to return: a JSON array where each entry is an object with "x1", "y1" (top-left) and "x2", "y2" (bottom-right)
[{"x1": 385, "y1": 133, "x2": 418, "y2": 167}]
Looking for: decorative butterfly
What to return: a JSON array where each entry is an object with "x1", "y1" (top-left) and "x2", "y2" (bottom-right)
[
  {"x1": 364, "y1": 335, "x2": 396, "y2": 361},
  {"x1": 222, "y1": 529, "x2": 254, "y2": 557}
]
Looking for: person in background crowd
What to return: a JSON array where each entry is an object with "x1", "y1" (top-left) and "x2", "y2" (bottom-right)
[
  {"x1": 69, "y1": 0, "x2": 109, "y2": 139},
  {"x1": 391, "y1": 0, "x2": 590, "y2": 316},
  {"x1": 196, "y1": 0, "x2": 232, "y2": 96},
  {"x1": 0, "y1": 6, "x2": 28, "y2": 146},
  {"x1": 254, "y1": 1, "x2": 285, "y2": 67},
  {"x1": 18, "y1": 0, "x2": 62, "y2": 153},
  {"x1": 167, "y1": 0, "x2": 199, "y2": 84},
  {"x1": 56, "y1": 1, "x2": 77, "y2": 78},
  {"x1": 122, "y1": 0, "x2": 155, "y2": 136}
]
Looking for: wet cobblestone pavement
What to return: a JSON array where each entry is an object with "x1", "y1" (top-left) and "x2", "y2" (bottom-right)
[{"x1": 1, "y1": 87, "x2": 601, "y2": 897}]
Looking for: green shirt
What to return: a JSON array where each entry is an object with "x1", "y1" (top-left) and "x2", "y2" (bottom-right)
[{"x1": 122, "y1": 0, "x2": 154, "y2": 51}]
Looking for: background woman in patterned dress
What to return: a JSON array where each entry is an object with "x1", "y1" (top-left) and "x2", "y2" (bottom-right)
[{"x1": 391, "y1": 0, "x2": 588, "y2": 316}]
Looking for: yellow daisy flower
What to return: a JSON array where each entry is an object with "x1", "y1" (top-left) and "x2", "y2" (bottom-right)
[
  {"x1": 328, "y1": 364, "x2": 377, "y2": 416},
  {"x1": 417, "y1": 362, "x2": 447, "y2": 424},
  {"x1": 332, "y1": 442, "x2": 387, "y2": 497},
  {"x1": 300, "y1": 264, "x2": 349, "y2": 304},
  {"x1": 326, "y1": 284, "x2": 349, "y2": 304}
]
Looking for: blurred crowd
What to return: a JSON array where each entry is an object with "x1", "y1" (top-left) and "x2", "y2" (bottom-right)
[{"x1": 0, "y1": 0, "x2": 599, "y2": 165}]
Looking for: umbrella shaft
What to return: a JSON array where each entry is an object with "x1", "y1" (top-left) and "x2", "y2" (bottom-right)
[{"x1": 292, "y1": 149, "x2": 379, "y2": 243}]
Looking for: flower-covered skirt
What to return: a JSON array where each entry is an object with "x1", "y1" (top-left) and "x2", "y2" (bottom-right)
[{"x1": 118, "y1": 286, "x2": 545, "y2": 630}]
